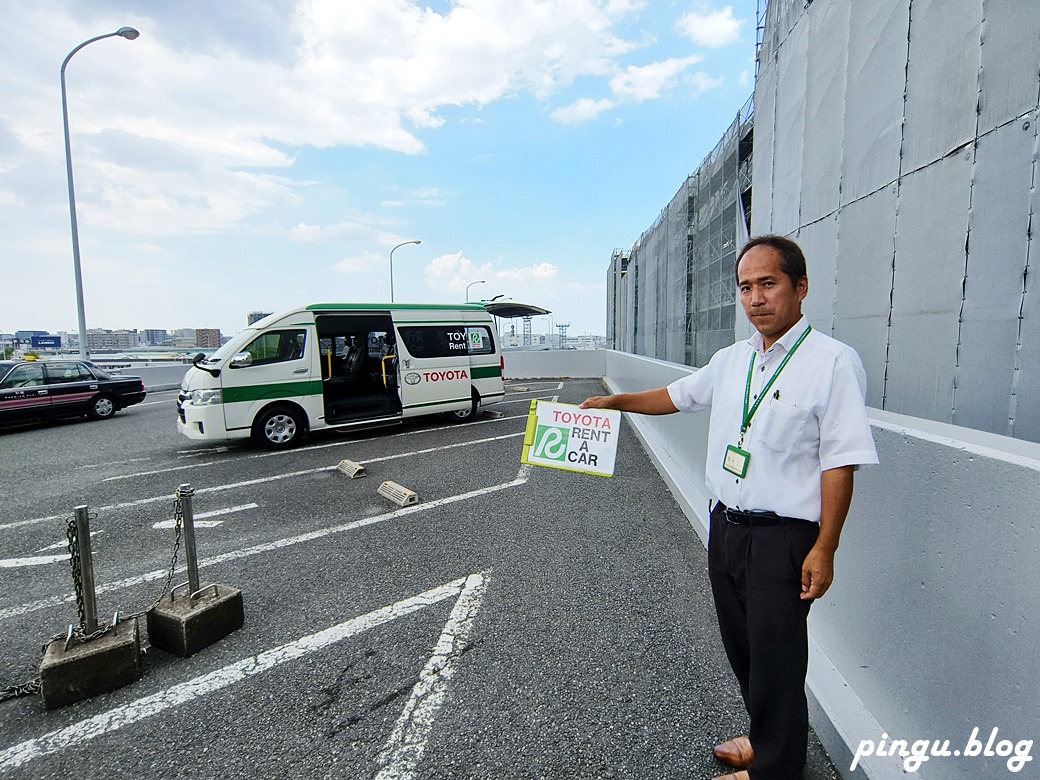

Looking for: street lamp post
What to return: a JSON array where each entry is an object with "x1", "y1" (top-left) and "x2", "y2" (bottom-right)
[
  {"x1": 465, "y1": 280, "x2": 485, "y2": 302},
  {"x1": 61, "y1": 26, "x2": 140, "y2": 361},
  {"x1": 388, "y1": 240, "x2": 421, "y2": 303}
]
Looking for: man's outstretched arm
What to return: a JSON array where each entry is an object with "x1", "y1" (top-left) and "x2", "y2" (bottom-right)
[{"x1": 580, "y1": 387, "x2": 679, "y2": 415}]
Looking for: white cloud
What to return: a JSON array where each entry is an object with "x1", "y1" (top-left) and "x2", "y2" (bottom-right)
[
  {"x1": 738, "y1": 67, "x2": 752, "y2": 90},
  {"x1": 423, "y1": 251, "x2": 558, "y2": 298},
  {"x1": 609, "y1": 55, "x2": 704, "y2": 101},
  {"x1": 0, "y1": 0, "x2": 646, "y2": 238},
  {"x1": 676, "y1": 5, "x2": 745, "y2": 49},
  {"x1": 551, "y1": 97, "x2": 615, "y2": 124}
]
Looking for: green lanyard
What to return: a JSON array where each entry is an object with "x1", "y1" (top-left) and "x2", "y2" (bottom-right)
[{"x1": 740, "y1": 325, "x2": 812, "y2": 441}]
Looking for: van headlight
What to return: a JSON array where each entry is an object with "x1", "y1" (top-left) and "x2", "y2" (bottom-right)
[{"x1": 190, "y1": 389, "x2": 222, "y2": 405}]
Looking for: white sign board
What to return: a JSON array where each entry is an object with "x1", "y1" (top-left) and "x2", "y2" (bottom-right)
[{"x1": 520, "y1": 400, "x2": 621, "y2": 478}]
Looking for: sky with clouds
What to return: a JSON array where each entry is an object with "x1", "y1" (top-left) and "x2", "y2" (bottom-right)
[{"x1": 0, "y1": 0, "x2": 757, "y2": 341}]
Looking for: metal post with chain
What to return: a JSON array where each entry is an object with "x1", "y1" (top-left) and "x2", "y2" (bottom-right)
[{"x1": 1, "y1": 490, "x2": 187, "y2": 705}]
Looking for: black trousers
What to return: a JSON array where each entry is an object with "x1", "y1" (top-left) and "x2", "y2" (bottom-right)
[{"x1": 708, "y1": 502, "x2": 820, "y2": 780}]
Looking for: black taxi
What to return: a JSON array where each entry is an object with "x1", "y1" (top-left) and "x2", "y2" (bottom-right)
[{"x1": 0, "y1": 360, "x2": 146, "y2": 428}]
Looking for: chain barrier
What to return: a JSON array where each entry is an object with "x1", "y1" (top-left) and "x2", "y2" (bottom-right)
[{"x1": 1, "y1": 490, "x2": 187, "y2": 704}]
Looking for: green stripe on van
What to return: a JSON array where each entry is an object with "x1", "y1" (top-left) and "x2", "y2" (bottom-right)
[
  {"x1": 471, "y1": 365, "x2": 502, "y2": 379},
  {"x1": 222, "y1": 380, "x2": 324, "y2": 405},
  {"x1": 403, "y1": 397, "x2": 471, "y2": 410}
]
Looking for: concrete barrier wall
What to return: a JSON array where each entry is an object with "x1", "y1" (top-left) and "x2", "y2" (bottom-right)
[
  {"x1": 593, "y1": 349, "x2": 1040, "y2": 780},
  {"x1": 502, "y1": 349, "x2": 607, "y2": 380},
  {"x1": 111, "y1": 364, "x2": 189, "y2": 391}
]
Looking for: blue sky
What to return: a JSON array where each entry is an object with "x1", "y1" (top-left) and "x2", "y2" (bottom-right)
[{"x1": 0, "y1": 1, "x2": 758, "y2": 339}]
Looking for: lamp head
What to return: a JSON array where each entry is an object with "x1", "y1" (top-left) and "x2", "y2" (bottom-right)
[{"x1": 116, "y1": 27, "x2": 140, "y2": 40}]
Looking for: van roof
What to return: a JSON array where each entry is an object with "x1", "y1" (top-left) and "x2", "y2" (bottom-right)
[{"x1": 305, "y1": 303, "x2": 486, "y2": 312}]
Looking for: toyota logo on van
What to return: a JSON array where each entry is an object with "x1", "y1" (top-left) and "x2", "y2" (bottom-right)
[{"x1": 404, "y1": 372, "x2": 421, "y2": 385}]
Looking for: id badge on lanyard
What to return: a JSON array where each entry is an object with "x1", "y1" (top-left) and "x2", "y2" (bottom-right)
[{"x1": 723, "y1": 326, "x2": 811, "y2": 478}]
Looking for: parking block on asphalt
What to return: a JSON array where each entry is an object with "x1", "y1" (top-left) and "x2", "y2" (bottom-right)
[
  {"x1": 337, "y1": 459, "x2": 367, "y2": 478},
  {"x1": 39, "y1": 619, "x2": 141, "y2": 709},
  {"x1": 378, "y1": 480, "x2": 418, "y2": 506},
  {"x1": 147, "y1": 583, "x2": 244, "y2": 657}
]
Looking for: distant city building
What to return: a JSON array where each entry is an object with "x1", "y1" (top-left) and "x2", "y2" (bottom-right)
[
  {"x1": 85, "y1": 329, "x2": 139, "y2": 351},
  {"x1": 194, "y1": 329, "x2": 223, "y2": 348},
  {"x1": 142, "y1": 329, "x2": 170, "y2": 347},
  {"x1": 248, "y1": 311, "x2": 273, "y2": 325},
  {"x1": 15, "y1": 330, "x2": 48, "y2": 342},
  {"x1": 169, "y1": 328, "x2": 196, "y2": 348}
]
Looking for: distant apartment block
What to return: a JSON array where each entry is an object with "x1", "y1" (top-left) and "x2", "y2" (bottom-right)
[
  {"x1": 248, "y1": 311, "x2": 273, "y2": 325},
  {"x1": 142, "y1": 329, "x2": 170, "y2": 346},
  {"x1": 85, "y1": 328, "x2": 139, "y2": 350},
  {"x1": 194, "y1": 329, "x2": 223, "y2": 348}
]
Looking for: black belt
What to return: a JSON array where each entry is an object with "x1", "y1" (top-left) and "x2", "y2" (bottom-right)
[{"x1": 719, "y1": 504, "x2": 809, "y2": 527}]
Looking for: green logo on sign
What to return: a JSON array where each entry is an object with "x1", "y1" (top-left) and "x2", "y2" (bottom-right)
[{"x1": 532, "y1": 425, "x2": 568, "y2": 461}]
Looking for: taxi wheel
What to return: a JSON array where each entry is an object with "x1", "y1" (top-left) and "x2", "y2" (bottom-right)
[
  {"x1": 88, "y1": 394, "x2": 116, "y2": 420},
  {"x1": 253, "y1": 405, "x2": 302, "y2": 449}
]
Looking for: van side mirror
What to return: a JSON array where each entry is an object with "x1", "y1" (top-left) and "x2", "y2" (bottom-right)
[
  {"x1": 192, "y1": 351, "x2": 220, "y2": 378},
  {"x1": 229, "y1": 352, "x2": 253, "y2": 368}
]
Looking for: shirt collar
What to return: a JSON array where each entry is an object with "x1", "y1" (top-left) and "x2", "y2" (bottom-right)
[{"x1": 748, "y1": 315, "x2": 810, "y2": 354}]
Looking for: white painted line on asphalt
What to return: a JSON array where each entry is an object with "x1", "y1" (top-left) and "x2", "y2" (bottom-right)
[
  {"x1": 0, "y1": 554, "x2": 69, "y2": 569},
  {"x1": 176, "y1": 447, "x2": 229, "y2": 459},
  {"x1": 6, "y1": 432, "x2": 520, "y2": 532},
  {"x1": 0, "y1": 575, "x2": 481, "y2": 773},
  {"x1": 374, "y1": 572, "x2": 487, "y2": 780},
  {"x1": 491, "y1": 396, "x2": 558, "y2": 406},
  {"x1": 152, "y1": 520, "x2": 223, "y2": 530},
  {"x1": 36, "y1": 531, "x2": 101, "y2": 553},
  {"x1": 196, "y1": 503, "x2": 258, "y2": 519},
  {"x1": 102, "y1": 431, "x2": 523, "y2": 482},
  {"x1": 253, "y1": 411, "x2": 526, "y2": 459},
  {"x1": 0, "y1": 468, "x2": 527, "y2": 622}
]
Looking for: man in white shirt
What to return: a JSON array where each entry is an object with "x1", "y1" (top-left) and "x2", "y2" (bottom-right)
[{"x1": 581, "y1": 235, "x2": 878, "y2": 780}]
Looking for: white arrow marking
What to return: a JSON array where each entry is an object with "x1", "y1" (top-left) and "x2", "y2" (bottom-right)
[
  {"x1": 0, "y1": 572, "x2": 487, "y2": 773},
  {"x1": 151, "y1": 503, "x2": 257, "y2": 528}
]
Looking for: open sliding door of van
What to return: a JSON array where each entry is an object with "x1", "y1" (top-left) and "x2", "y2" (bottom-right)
[{"x1": 316, "y1": 314, "x2": 401, "y2": 424}]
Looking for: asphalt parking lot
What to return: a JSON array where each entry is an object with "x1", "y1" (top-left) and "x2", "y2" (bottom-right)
[{"x1": 0, "y1": 379, "x2": 841, "y2": 780}]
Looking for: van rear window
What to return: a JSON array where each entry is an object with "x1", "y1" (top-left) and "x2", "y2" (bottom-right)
[{"x1": 398, "y1": 326, "x2": 494, "y2": 358}]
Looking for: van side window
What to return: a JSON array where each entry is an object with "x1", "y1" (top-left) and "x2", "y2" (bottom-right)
[
  {"x1": 241, "y1": 329, "x2": 306, "y2": 366},
  {"x1": 398, "y1": 327, "x2": 469, "y2": 358},
  {"x1": 464, "y1": 327, "x2": 494, "y2": 355}
]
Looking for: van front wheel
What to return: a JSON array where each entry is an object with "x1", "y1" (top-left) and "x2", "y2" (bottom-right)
[{"x1": 253, "y1": 405, "x2": 303, "y2": 449}]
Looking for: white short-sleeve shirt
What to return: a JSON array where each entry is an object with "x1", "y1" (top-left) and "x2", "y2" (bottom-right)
[{"x1": 666, "y1": 316, "x2": 879, "y2": 523}]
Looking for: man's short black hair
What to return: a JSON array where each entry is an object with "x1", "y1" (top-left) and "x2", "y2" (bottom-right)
[{"x1": 734, "y1": 235, "x2": 808, "y2": 286}]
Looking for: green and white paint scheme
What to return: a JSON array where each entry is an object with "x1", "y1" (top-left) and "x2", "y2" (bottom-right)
[{"x1": 176, "y1": 302, "x2": 533, "y2": 449}]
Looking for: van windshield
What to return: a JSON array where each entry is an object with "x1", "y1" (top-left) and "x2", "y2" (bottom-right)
[{"x1": 201, "y1": 334, "x2": 253, "y2": 364}]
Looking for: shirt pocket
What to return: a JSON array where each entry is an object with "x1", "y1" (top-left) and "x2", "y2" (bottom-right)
[{"x1": 755, "y1": 398, "x2": 815, "y2": 454}]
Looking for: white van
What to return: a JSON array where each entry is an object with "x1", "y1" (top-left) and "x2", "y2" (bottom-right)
[{"x1": 176, "y1": 302, "x2": 546, "y2": 448}]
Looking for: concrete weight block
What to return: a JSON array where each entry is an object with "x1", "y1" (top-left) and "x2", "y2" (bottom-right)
[
  {"x1": 40, "y1": 619, "x2": 141, "y2": 709},
  {"x1": 146, "y1": 583, "x2": 244, "y2": 657}
]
